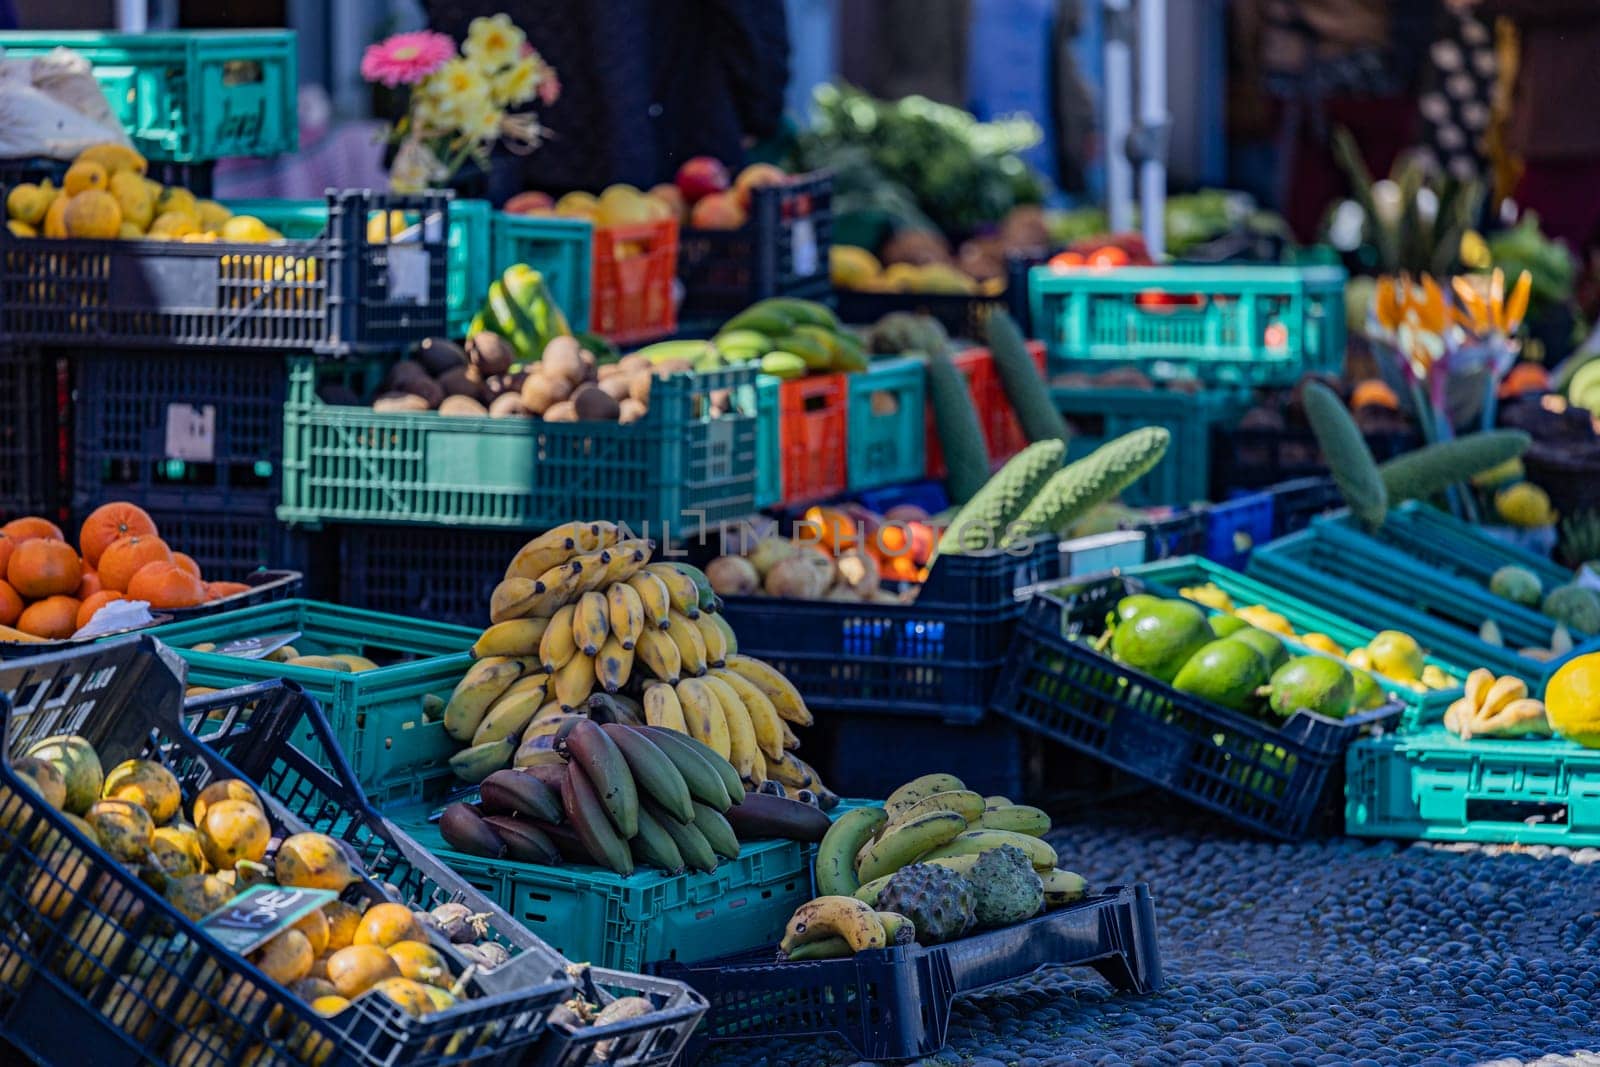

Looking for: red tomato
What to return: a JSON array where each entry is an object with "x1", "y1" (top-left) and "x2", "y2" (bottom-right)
[
  {"x1": 1048, "y1": 251, "x2": 1086, "y2": 270},
  {"x1": 1087, "y1": 246, "x2": 1131, "y2": 269}
]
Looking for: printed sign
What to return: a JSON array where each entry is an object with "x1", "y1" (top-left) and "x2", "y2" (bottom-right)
[
  {"x1": 387, "y1": 245, "x2": 431, "y2": 305},
  {"x1": 211, "y1": 631, "x2": 302, "y2": 660},
  {"x1": 200, "y1": 884, "x2": 339, "y2": 957},
  {"x1": 165, "y1": 404, "x2": 217, "y2": 462}
]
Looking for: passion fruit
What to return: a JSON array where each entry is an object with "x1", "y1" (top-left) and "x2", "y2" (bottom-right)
[
  {"x1": 25, "y1": 735, "x2": 104, "y2": 815},
  {"x1": 164, "y1": 872, "x2": 235, "y2": 922},
  {"x1": 367, "y1": 976, "x2": 436, "y2": 1017},
  {"x1": 274, "y1": 832, "x2": 360, "y2": 892},
  {"x1": 250, "y1": 927, "x2": 314, "y2": 985},
  {"x1": 293, "y1": 906, "x2": 331, "y2": 955},
  {"x1": 325, "y1": 944, "x2": 400, "y2": 999},
  {"x1": 322, "y1": 900, "x2": 362, "y2": 951},
  {"x1": 196, "y1": 798, "x2": 270, "y2": 870},
  {"x1": 352, "y1": 902, "x2": 427, "y2": 950},
  {"x1": 386, "y1": 940, "x2": 452, "y2": 987},
  {"x1": 102, "y1": 758, "x2": 182, "y2": 825},
  {"x1": 191, "y1": 778, "x2": 262, "y2": 826},
  {"x1": 86, "y1": 798, "x2": 155, "y2": 863}
]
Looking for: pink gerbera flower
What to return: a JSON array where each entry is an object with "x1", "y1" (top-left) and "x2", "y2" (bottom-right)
[{"x1": 361, "y1": 30, "x2": 455, "y2": 88}]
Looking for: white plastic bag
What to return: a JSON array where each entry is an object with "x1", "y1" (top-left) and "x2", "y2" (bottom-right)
[
  {"x1": 0, "y1": 80, "x2": 126, "y2": 160},
  {"x1": 27, "y1": 47, "x2": 122, "y2": 132}
]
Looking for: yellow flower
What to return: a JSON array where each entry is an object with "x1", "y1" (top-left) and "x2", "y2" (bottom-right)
[
  {"x1": 454, "y1": 95, "x2": 504, "y2": 143},
  {"x1": 491, "y1": 55, "x2": 541, "y2": 107},
  {"x1": 464, "y1": 14, "x2": 525, "y2": 73},
  {"x1": 432, "y1": 57, "x2": 492, "y2": 104}
]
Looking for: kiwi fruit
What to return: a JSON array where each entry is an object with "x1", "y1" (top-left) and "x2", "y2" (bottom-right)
[
  {"x1": 467, "y1": 332, "x2": 516, "y2": 377},
  {"x1": 415, "y1": 337, "x2": 468, "y2": 376},
  {"x1": 542, "y1": 336, "x2": 583, "y2": 383},
  {"x1": 572, "y1": 383, "x2": 622, "y2": 421},
  {"x1": 439, "y1": 395, "x2": 489, "y2": 417},
  {"x1": 437, "y1": 366, "x2": 488, "y2": 402}
]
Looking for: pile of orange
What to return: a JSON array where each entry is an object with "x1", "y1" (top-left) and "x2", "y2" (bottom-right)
[{"x1": 0, "y1": 503, "x2": 251, "y2": 639}]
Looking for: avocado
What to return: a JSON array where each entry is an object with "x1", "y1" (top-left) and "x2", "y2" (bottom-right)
[
  {"x1": 1231, "y1": 627, "x2": 1288, "y2": 671},
  {"x1": 1172, "y1": 638, "x2": 1271, "y2": 713},
  {"x1": 1349, "y1": 667, "x2": 1387, "y2": 711},
  {"x1": 1114, "y1": 594, "x2": 1164, "y2": 625},
  {"x1": 1209, "y1": 614, "x2": 1250, "y2": 639},
  {"x1": 1110, "y1": 599, "x2": 1213, "y2": 684},
  {"x1": 1265, "y1": 655, "x2": 1355, "y2": 720}
]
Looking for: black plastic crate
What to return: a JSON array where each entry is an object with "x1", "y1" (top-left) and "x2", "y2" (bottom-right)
[
  {"x1": 990, "y1": 575, "x2": 1402, "y2": 840},
  {"x1": 1211, "y1": 423, "x2": 1418, "y2": 494},
  {"x1": 715, "y1": 537, "x2": 1063, "y2": 723},
  {"x1": 0, "y1": 189, "x2": 448, "y2": 354},
  {"x1": 676, "y1": 172, "x2": 832, "y2": 327},
  {"x1": 337, "y1": 523, "x2": 536, "y2": 627},
  {"x1": 0, "y1": 346, "x2": 66, "y2": 521},
  {"x1": 0, "y1": 157, "x2": 215, "y2": 197},
  {"x1": 659, "y1": 883, "x2": 1161, "y2": 1063},
  {"x1": 810, "y1": 712, "x2": 1026, "y2": 799},
  {"x1": 72, "y1": 348, "x2": 285, "y2": 511},
  {"x1": 0, "y1": 638, "x2": 576, "y2": 1066},
  {"x1": 834, "y1": 289, "x2": 1006, "y2": 344},
  {"x1": 529, "y1": 969, "x2": 707, "y2": 1067}
]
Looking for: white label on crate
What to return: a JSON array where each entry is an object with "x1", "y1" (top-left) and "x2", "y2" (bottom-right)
[
  {"x1": 387, "y1": 244, "x2": 431, "y2": 305},
  {"x1": 165, "y1": 404, "x2": 216, "y2": 462},
  {"x1": 791, "y1": 219, "x2": 819, "y2": 277}
]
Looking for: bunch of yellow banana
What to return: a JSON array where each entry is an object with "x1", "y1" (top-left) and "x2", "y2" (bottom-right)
[
  {"x1": 1443, "y1": 669, "x2": 1551, "y2": 739},
  {"x1": 445, "y1": 520, "x2": 831, "y2": 796}
]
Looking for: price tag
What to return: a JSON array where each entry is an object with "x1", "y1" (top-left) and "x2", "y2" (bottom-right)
[
  {"x1": 200, "y1": 884, "x2": 339, "y2": 957},
  {"x1": 165, "y1": 404, "x2": 216, "y2": 462},
  {"x1": 387, "y1": 244, "x2": 431, "y2": 305},
  {"x1": 211, "y1": 631, "x2": 302, "y2": 660},
  {"x1": 790, "y1": 219, "x2": 819, "y2": 278}
]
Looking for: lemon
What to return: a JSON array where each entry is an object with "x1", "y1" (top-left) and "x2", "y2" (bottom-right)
[
  {"x1": 75, "y1": 143, "x2": 148, "y2": 178},
  {"x1": 196, "y1": 199, "x2": 233, "y2": 231},
  {"x1": 63, "y1": 190, "x2": 123, "y2": 238},
  {"x1": 1347, "y1": 647, "x2": 1373, "y2": 671},
  {"x1": 220, "y1": 215, "x2": 273, "y2": 243},
  {"x1": 1236, "y1": 604, "x2": 1293, "y2": 636},
  {"x1": 1181, "y1": 583, "x2": 1235, "y2": 613},
  {"x1": 42, "y1": 194, "x2": 69, "y2": 238},
  {"x1": 1300, "y1": 633, "x2": 1346, "y2": 658},
  {"x1": 1496, "y1": 483, "x2": 1557, "y2": 527},
  {"x1": 6, "y1": 183, "x2": 51, "y2": 226},
  {"x1": 1420, "y1": 664, "x2": 1453, "y2": 690},
  {"x1": 63, "y1": 161, "x2": 108, "y2": 196},
  {"x1": 1545, "y1": 653, "x2": 1600, "y2": 747},
  {"x1": 1367, "y1": 630, "x2": 1424, "y2": 682},
  {"x1": 109, "y1": 171, "x2": 154, "y2": 231},
  {"x1": 156, "y1": 186, "x2": 198, "y2": 218},
  {"x1": 6, "y1": 220, "x2": 35, "y2": 237},
  {"x1": 147, "y1": 211, "x2": 198, "y2": 240}
]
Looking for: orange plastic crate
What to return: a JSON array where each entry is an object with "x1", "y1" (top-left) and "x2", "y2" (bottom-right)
[
  {"x1": 926, "y1": 340, "x2": 1046, "y2": 478},
  {"x1": 779, "y1": 373, "x2": 848, "y2": 505},
  {"x1": 590, "y1": 218, "x2": 678, "y2": 344}
]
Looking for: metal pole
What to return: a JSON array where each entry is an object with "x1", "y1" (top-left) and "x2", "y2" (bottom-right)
[
  {"x1": 1137, "y1": 0, "x2": 1168, "y2": 256},
  {"x1": 116, "y1": 0, "x2": 148, "y2": 33},
  {"x1": 1103, "y1": 0, "x2": 1134, "y2": 234}
]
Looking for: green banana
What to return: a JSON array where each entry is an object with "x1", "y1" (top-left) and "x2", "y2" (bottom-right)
[
  {"x1": 712, "y1": 329, "x2": 771, "y2": 358},
  {"x1": 501, "y1": 264, "x2": 571, "y2": 355},
  {"x1": 919, "y1": 829, "x2": 1058, "y2": 871},
  {"x1": 641, "y1": 725, "x2": 744, "y2": 804},
  {"x1": 600, "y1": 723, "x2": 694, "y2": 824},
  {"x1": 887, "y1": 790, "x2": 985, "y2": 828},
  {"x1": 852, "y1": 872, "x2": 893, "y2": 907},
  {"x1": 487, "y1": 279, "x2": 539, "y2": 362},
  {"x1": 448, "y1": 737, "x2": 517, "y2": 783},
  {"x1": 651, "y1": 801, "x2": 718, "y2": 872},
  {"x1": 561, "y1": 761, "x2": 633, "y2": 875},
  {"x1": 875, "y1": 911, "x2": 915, "y2": 946},
  {"x1": 758, "y1": 297, "x2": 838, "y2": 329},
  {"x1": 633, "y1": 339, "x2": 715, "y2": 365},
  {"x1": 855, "y1": 810, "x2": 969, "y2": 884},
  {"x1": 815, "y1": 805, "x2": 888, "y2": 897},
  {"x1": 885, "y1": 774, "x2": 966, "y2": 818},
  {"x1": 637, "y1": 726, "x2": 734, "y2": 811},
  {"x1": 977, "y1": 804, "x2": 1051, "y2": 836},
  {"x1": 721, "y1": 307, "x2": 793, "y2": 336},
  {"x1": 560, "y1": 719, "x2": 639, "y2": 838},
  {"x1": 667, "y1": 562, "x2": 719, "y2": 615},
  {"x1": 630, "y1": 806, "x2": 687, "y2": 874},
  {"x1": 783, "y1": 935, "x2": 852, "y2": 961},
  {"x1": 777, "y1": 332, "x2": 832, "y2": 370},
  {"x1": 690, "y1": 801, "x2": 741, "y2": 860}
]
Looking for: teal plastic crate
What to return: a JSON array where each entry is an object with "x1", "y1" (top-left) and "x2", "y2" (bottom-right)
[
  {"x1": 0, "y1": 30, "x2": 297, "y2": 162},
  {"x1": 1052, "y1": 386, "x2": 1249, "y2": 507},
  {"x1": 225, "y1": 197, "x2": 491, "y2": 339},
  {"x1": 1127, "y1": 555, "x2": 1465, "y2": 726},
  {"x1": 1248, "y1": 521, "x2": 1573, "y2": 685},
  {"x1": 389, "y1": 802, "x2": 813, "y2": 973},
  {"x1": 847, "y1": 356, "x2": 927, "y2": 492},
  {"x1": 1345, "y1": 501, "x2": 1574, "y2": 594},
  {"x1": 279, "y1": 358, "x2": 762, "y2": 531},
  {"x1": 491, "y1": 212, "x2": 594, "y2": 332},
  {"x1": 755, "y1": 374, "x2": 781, "y2": 509},
  {"x1": 1347, "y1": 726, "x2": 1600, "y2": 846},
  {"x1": 1031, "y1": 263, "x2": 1346, "y2": 386},
  {"x1": 140, "y1": 600, "x2": 478, "y2": 805}
]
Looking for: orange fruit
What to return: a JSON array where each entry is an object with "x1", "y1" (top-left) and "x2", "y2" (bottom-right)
[
  {"x1": 172, "y1": 552, "x2": 201, "y2": 579},
  {"x1": 77, "y1": 569, "x2": 102, "y2": 598},
  {"x1": 79, "y1": 503, "x2": 158, "y2": 568},
  {"x1": 77, "y1": 590, "x2": 126, "y2": 629},
  {"x1": 0, "y1": 534, "x2": 15, "y2": 578},
  {"x1": 1, "y1": 517, "x2": 64, "y2": 543},
  {"x1": 98, "y1": 535, "x2": 172, "y2": 593},
  {"x1": 0, "y1": 581, "x2": 21, "y2": 626},
  {"x1": 7, "y1": 538, "x2": 83, "y2": 599},
  {"x1": 204, "y1": 581, "x2": 251, "y2": 601},
  {"x1": 18, "y1": 595, "x2": 81, "y2": 639},
  {"x1": 126, "y1": 561, "x2": 206, "y2": 609}
]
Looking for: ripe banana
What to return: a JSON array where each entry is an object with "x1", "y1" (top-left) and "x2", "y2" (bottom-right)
[
  {"x1": 922, "y1": 853, "x2": 983, "y2": 879},
  {"x1": 646, "y1": 563, "x2": 702, "y2": 618},
  {"x1": 600, "y1": 722, "x2": 693, "y2": 824},
  {"x1": 710, "y1": 669, "x2": 784, "y2": 761},
  {"x1": 671, "y1": 562, "x2": 720, "y2": 615},
  {"x1": 562, "y1": 761, "x2": 633, "y2": 875},
  {"x1": 651, "y1": 802, "x2": 719, "y2": 872},
  {"x1": 779, "y1": 896, "x2": 886, "y2": 955},
  {"x1": 816, "y1": 806, "x2": 888, "y2": 897},
  {"x1": 573, "y1": 592, "x2": 610, "y2": 655},
  {"x1": 977, "y1": 804, "x2": 1051, "y2": 836},
  {"x1": 583, "y1": 521, "x2": 619, "y2": 551},
  {"x1": 690, "y1": 612, "x2": 728, "y2": 668},
  {"x1": 876, "y1": 911, "x2": 915, "y2": 946},
  {"x1": 606, "y1": 582, "x2": 644, "y2": 651},
  {"x1": 627, "y1": 572, "x2": 673, "y2": 630},
  {"x1": 855, "y1": 810, "x2": 969, "y2": 884},
  {"x1": 448, "y1": 737, "x2": 517, "y2": 783},
  {"x1": 504, "y1": 524, "x2": 583, "y2": 579},
  {"x1": 643, "y1": 682, "x2": 689, "y2": 733},
  {"x1": 1041, "y1": 868, "x2": 1088, "y2": 907},
  {"x1": 514, "y1": 562, "x2": 585, "y2": 619},
  {"x1": 888, "y1": 790, "x2": 985, "y2": 828},
  {"x1": 490, "y1": 578, "x2": 543, "y2": 623},
  {"x1": 595, "y1": 634, "x2": 634, "y2": 693},
  {"x1": 514, "y1": 734, "x2": 566, "y2": 768},
  {"x1": 470, "y1": 673, "x2": 550, "y2": 746},
  {"x1": 920, "y1": 829, "x2": 1057, "y2": 871},
  {"x1": 748, "y1": 745, "x2": 768, "y2": 785},
  {"x1": 540, "y1": 604, "x2": 578, "y2": 672},
  {"x1": 602, "y1": 539, "x2": 654, "y2": 585},
  {"x1": 699, "y1": 675, "x2": 758, "y2": 779},
  {"x1": 638, "y1": 724, "x2": 733, "y2": 811},
  {"x1": 676, "y1": 678, "x2": 733, "y2": 762},
  {"x1": 724, "y1": 655, "x2": 812, "y2": 726},
  {"x1": 885, "y1": 774, "x2": 966, "y2": 819},
  {"x1": 523, "y1": 706, "x2": 580, "y2": 740},
  {"x1": 708, "y1": 612, "x2": 738, "y2": 657},
  {"x1": 553, "y1": 652, "x2": 596, "y2": 709},
  {"x1": 690, "y1": 801, "x2": 741, "y2": 860},
  {"x1": 443, "y1": 657, "x2": 524, "y2": 742},
  {"x1": 630, "y1": 805, "x2": 687, "y2": 874},
  {"x1": 780, "y1": 720, "x2": 800, "y2": 750},
  {"x1": 665, "y1": 611, "x2": 709, "y2": 676},
  {"x1": 764, "y1": 750, "x2": 814, "y2": 790},
  {"x1": 472, "y1": 617, "x2": 550, "y2": 659},
  {"x1": 635, "y1": 627, "x2": 682, "y2": 684}
]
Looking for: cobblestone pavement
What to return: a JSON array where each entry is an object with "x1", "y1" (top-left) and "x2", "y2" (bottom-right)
[{"x1": 703, "y1": 799, "x2": 1600, "y2": 1066}]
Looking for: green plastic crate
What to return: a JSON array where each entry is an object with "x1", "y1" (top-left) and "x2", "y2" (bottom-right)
[
  {"x1": 1341, "y1": 501, "x2": 1574, "y2": 593},
  {"x1": 225, "y1": 198, "x2": 491, "y2": 340},
  {"x1": 1346, "y1": 726, "x2": 1600, "y2": 845},
  {"x1": 491, "y1": 212, "x2": 594, "y2": 332},
  {"x1": 847, "y1": 356, "x2": 926, "y2": 492},
  {"x1": 389, "y1": 802, "x2": 813, "y2": 973},
  {"x1": 1052, "y1": 386, "x2": 1249, "y2": 507},
  {"x1": 755, "y1": 374, "x2": 781, "y2": 509},
  {"x1": 1031, "y1": 263, "x2": 1346, "y2": 386},
  {"x1": 0, "y1": 30, "x2": 297, "y2": 162},
  {"x1": 278, "y1": 357, "x2": 761, "y2": 531},
  {"x1": 1248, "y1": 522, "x2": 1574, "y2": 685},
  {"x1": 140, "y1": 600, "x2": 478, "y2": 805},
  {"x1": 1127, "y1": 555, "x2": 1464, "y2": 726}
]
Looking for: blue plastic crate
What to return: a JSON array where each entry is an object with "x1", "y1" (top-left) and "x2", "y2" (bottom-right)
[
  {"x1": 853, "y1": 480, "x2": 950, "y2": 518},
  {"x1": 846, "y1": 356, "x2": 927, "y2": 492},
  {"x1": 754, "y1": 374, "x2": 781, "y2": 510},
  {"x1": 1204, "y1": 491, "x2": 1275, "y2": 570},
  {"x1": 490, "y1": 212, "x2": 594, "y2": 333}
]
